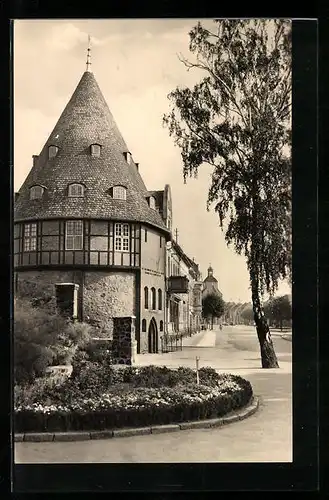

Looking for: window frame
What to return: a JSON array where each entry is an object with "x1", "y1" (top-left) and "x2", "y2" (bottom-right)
[
  {"x1": 68, "y1": 183, "x2": 85, "y2": 198},
  {"x1": 114, "y1": 223, "x2": 130, "y2": 252},
  {"x1": 113, "y1": 185, "x2": 127, "y2": 201},
  {"x1": 151, "y1": 287, "x2": 156, "y2": 310},
  {"x1": 65, "y1": 220, "x2": 84, "y2": 250},
  {"x1": 48, "y1": 145, "x2": 59, "y2": 159},
  {"x1": 23, "y1": 223, "x2": 37, "y2": 252},
  {"x1": 30, "y1": 185, "x2": 45, "y2": 200},
  {"x1": 124, "y1": 152, "x2": 131, "y2": 164},
  {"x1": 144, "y1": 286, "x2": 149, "y2": 309},
  {"x1": 158, "y1": 289, "x2": 162, "y2": 310},
  {"x1": 149, "y1": 196, "x2": 156, "y2": 209},
  {"x1": 90, "y1": 144, "x2": 102, "y2": 157}
]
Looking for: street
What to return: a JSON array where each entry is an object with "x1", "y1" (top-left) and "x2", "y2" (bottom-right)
[{"x1": 15, "y1": 325, "x2": 292, "y2": 463}]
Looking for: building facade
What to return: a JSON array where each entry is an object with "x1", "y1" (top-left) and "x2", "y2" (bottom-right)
[
  {"x1": 166, "y1": 240, "x2": 203, "y2": 336},
  {"x1": 14, "y1": 65, "x2": 202, "y2": 353}
]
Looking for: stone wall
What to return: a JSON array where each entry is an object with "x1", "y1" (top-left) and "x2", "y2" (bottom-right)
[
  {"x1": 83, "y1": 271, "x2": 135, "y2": 337},
  {"x1": 15, "y1": 270, "x2": 76, "y2": 313},
  {"x1": 15, "y1": 269, "x2": 136, "y2": 338}
]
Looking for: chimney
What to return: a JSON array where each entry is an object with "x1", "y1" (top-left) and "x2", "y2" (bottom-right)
[
  {"x1": 14, "y1": 193, "x2": 19, "y2": 202},
  {"x1": 135, "y1": 162, "x2": 139, "y2": 171},
  {"x1": 32, "y1": 155, "x2": 39, "y2": 167}
]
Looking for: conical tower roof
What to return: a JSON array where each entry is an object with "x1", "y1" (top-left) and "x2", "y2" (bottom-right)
[{"x1": 14, "y1": 70, "x2": 170, "y2": 235}]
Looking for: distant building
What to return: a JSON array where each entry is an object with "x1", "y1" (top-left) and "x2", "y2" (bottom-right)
[{"x1": 202, "y1": 265, "x2": 222, "y2": 325}]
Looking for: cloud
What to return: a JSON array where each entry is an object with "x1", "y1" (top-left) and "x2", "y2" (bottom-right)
[{"x1": 45, "y1": 23, "x2": 107, "y2": 51}]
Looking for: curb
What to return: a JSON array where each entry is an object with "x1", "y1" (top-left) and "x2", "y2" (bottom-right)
[
  {"x1": 14, "y1": 396, "x2": 259, "y2": 443},
  {"x1": 281, "y1": 334, "x2": 292, "y2": 342}
]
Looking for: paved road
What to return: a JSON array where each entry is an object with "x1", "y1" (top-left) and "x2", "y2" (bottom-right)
[{"x1": 15, "y1": 325, "x2": 292, "y2": 463}]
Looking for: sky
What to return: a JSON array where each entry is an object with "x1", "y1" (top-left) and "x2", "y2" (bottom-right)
[{"x1": 13, "y1": 19, "x2": 291, "y2": 303}]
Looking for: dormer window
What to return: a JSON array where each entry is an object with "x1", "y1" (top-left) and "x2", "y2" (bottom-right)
[
  {"x1": 123, "y1": 152, "x2": 131, "y2": 164},
  {"x1": 149, "y1": 196, "x2": 156, "y2": 210},
  {"x1": 30, "y1": 185, "x2": 45, "y2": 200},
  {"x1": 68, "y1": 183, "x2": 85, "y2": 197},
  {"x1": 48, "y1": 145, "x2": 59, "y2": 159},
  {"x1": 113, "y1": 185, "x2": 127, "y2": 200},
  {"x1": 90, "y1": 144, "x2": 101, "y2": 157}
]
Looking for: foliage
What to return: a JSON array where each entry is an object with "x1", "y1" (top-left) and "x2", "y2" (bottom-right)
[
  {"x1": 202, "y1": 293, "x2": 225, "y2": 321},
  {"x1": 14, "y1": 298, "x2": 92, "y2": 384},
  {"x1": 14, "y1": 366, "x2": 253, "y2": 432},
  {"x1": 240, "y1": 304, "x2": 254, "y2": 324},
  {"x1": 264, "y1": 294, "x2": 291, "y2": 327},
  {"x1": 163, "y1": 19, "x2": 292, "y2": 367}
]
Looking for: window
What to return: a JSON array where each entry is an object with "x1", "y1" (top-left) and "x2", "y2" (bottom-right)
[
  {"x1": 123, "y1": 152, "x2": 131, "y2": 164},
  {"x1": 90, "y1": 144, "x2": 101, "y2": 157},
  {"x1": 142, "y1": 319, "x2": 147, "y2": 332},
  {"x1": 144, "y1": 287, "x2": 149, "y2": 309},
  {"x1": 48, "y1": 145, "x2": 58, "y2": 158},
  {"x1": 30, "y1": 185, "x2": 44, "y2": 200},
  {"x1": 160, "y1": 236, "x2": 162, "y2": 248},
  {"x1": 115, "y1": 223, "x2": 130, "y2": 252},
  {"x1": 24, "y1": 223, "x2": 37, "y2": 251},
  {"x1": 149, "y1": 196, "x2": 156, "y2": 209},
  {"x1": 158, "y1": 289, "x2": 162, "y2": 310},
  {"x1": 65, "y1": 220, "x2": 83, "y2": 250},
  {"x1": 113, "y1": 186, "x2": 127, "y2": 200},
  {"x1": 168, "y1": 256, "x2": 170, "y2": 274},
  {"x1": 151, "y1": 287, "x2": 156, "y2": 310},
  {"x1": 160, "y1": 320, "x2": 163, "y2": 332},
  {"x1": 68, "y1": 183, "x2": 85, "y2": 197},
  {"x1": 145, "y1": 229, "x2": 147, "y2": 242}
]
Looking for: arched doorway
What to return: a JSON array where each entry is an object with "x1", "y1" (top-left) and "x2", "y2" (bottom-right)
[{"x1": 148, "y1": 317, "x2": 158, "y2": 353}]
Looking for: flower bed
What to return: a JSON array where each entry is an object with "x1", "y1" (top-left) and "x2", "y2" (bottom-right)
[{"x1": 14, "y1": 365, "x2": 253, "y2": 433}]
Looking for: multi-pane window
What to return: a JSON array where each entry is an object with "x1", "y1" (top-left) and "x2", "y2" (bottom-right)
[
  {"x1": 30, "y1": 185, "x2": 44, "y2": 200},
  {"x1": 114, "y1": 223, "x2": 129, "y2": 252},
  {"x1": 90, "y1": 144, "x2": 101, "y2": 157},
  {"x1": 68, "y1": 183, "x2": 85, "y2": 197},
  {"x1": 24, "y1": 223, "x2": 37, "y2": 251},
  {"x1": 113, "y1": 186, "x2": 127, "y2": 200},
  {"x1": 65, "y1": 220, "x2": 83, "y2": 250},
  {"x1": 48, "y1": 145, "x2": 59, "y2": 158}
]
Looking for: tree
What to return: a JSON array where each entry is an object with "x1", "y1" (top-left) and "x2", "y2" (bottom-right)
[
  {"x1": 241, "y1": 303, "x2": 254, "y2": 325},
  {"x1": 202, "y1": 293, "x2": 225, "y2": 329},
  {"x1": 268, "y1": 294, "x2": 292, "y2": 330},
  {"x1": 163, "y1": 19, "x2": 291, "y2": 368}
]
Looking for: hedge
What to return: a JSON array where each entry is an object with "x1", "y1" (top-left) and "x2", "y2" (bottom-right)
[{"x1": 14, "y1": 367, "x2": 253, "y2": 433}]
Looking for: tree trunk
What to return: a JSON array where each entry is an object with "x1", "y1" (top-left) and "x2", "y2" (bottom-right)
[{"x1": 252, "y1": 280, "x2": 279, "y2": 368}]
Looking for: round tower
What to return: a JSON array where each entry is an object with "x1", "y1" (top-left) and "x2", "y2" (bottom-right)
[{"x1": 14, "y1": 64, "x2": 171, "y2": 354}]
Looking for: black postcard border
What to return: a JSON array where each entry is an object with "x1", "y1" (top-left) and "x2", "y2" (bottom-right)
[{"x1": 0, "y1": 9, "x2": 320, "y2": 494}]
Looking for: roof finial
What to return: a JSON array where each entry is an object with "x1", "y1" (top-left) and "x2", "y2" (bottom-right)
[{"x1": 86, "y1": 35, "x2": 92, "y2": 72}]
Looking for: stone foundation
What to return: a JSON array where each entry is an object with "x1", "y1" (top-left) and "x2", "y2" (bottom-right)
[{"x1": 112, "y1": 316, "x2": 137, "y2": 365}]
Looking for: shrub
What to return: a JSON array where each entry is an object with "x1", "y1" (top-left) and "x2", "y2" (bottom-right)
[
  {"x1": 14, "y1": 298, "x2": 92, "y2": 384},
  {"x1": 14, "y1": 365, "x2": 253, "y2": 433}
]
